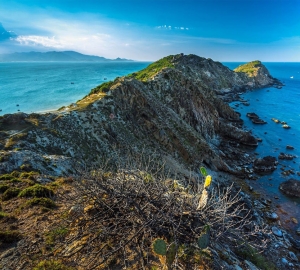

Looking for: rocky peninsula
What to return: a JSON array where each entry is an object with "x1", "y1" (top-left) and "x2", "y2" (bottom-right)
[{"x1": 0, "y1": 54, "x2": 298, "y2": 269}]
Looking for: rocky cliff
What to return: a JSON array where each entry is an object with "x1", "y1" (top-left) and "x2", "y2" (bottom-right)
[{"x1": 0, "y1": 54, "x2": 280, "y2": 178}]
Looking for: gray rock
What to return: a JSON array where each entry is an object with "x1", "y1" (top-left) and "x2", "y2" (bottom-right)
[
  {"x1": 244, "y1": 260, "x2": 259, "y2": 270},
  {"x1": 272, "y1": 226, "x2": 283, "y2": 237},
  {"x1": 267, "y1": 212, "x2": 279, "y2": 220},
  {"x1": 281, "y1": 257, "x2": 289, "y2": 265},
  {"x1": 279, "y1": 179, "x2": 300, "y2": 198},
  {"x1": 288, "y1": 251, "x2": 298, "y2": 262}
]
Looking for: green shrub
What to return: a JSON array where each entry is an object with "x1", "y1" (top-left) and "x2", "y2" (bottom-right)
[
  {"x1": 90, "y1": 81, "x2": 114, "y2": 95},
  {"x1": 0, "y1": 230, "x2": 22, "y2": 243},
  {"x1": 33, "y1": 260, "x2": 75, "y2": 270},
  {"x1": 2, "y1": 187, "x2": 21, "y2": 201},
  {"x1": 18, "y1": 184, "x2": 54, "y2": 198},
  {"x1": 25, "y1": 198, "x2": 56, "y2": 209},
  {"x1": 0, "y1": 174, "x2": 15, "y2": 180},
  {"x1": 19, "y1": 171, "x2": 39, "y2": 180},
  {"x1": 235, "y1": 244, "x2": 277, "y2": 270},
  {"x1": 0, "y1": 211, "x2": 8, "y2": 218},
  {"x1": 45, "y1": 226, "x2": 69, "y2": 245}
]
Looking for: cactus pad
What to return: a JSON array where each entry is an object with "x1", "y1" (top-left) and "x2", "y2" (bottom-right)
[
  {"x1": 166, "y1": 242, "x2": 176, "y2": 267},
  {"x1": 153, "y1": 238, "x2": 167, "y2": 256},
  {"x1": 200, "y1": 167, "x2": 208, "y2": 176},
  {"x1": 197, "y1": 225, "x2": 210, "y2": 249},
  {"x1": 204, "y1": 175, "x2": 212, "y2": 188}
]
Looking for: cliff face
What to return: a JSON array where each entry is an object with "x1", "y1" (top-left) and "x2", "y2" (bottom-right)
[{"x1": 0, "y1": 54, "x2": 279, "y2": 177}]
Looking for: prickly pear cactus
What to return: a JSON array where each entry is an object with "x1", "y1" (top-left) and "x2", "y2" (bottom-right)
[
  {"x1": 166, "y1": 242, "x2": 176, "y2": 267},
  {"x1": 197, "y1": 225, "x2": 210, "y2": 249},
  {"x1": 200, "y1": 167, "x2": 208, "y2": 176},
  {"x1": 204, "y1": 175, "x2": 212, "y2": 188},
  {"x1": 153, "y1": 238, "x2": 167, "y2": 256}
]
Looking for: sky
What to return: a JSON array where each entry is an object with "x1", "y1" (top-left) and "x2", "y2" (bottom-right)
[{"x1": 0, "y1": 0, "x2": 299, "y2": 61}]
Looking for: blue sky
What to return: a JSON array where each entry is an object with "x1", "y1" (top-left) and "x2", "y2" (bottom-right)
[{"x1": 0, "y1": 0, "x2": 299, "y2": 61}]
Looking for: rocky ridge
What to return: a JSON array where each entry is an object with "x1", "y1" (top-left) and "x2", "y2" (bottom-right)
[{"x1": 0, "y1": 54, "x2": 298, "y2": 269}]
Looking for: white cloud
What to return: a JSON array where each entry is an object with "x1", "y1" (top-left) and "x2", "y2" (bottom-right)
[
  {"x1": 14, "y1": 35, "x2": 65, "y2": 48},
  {"x1": 156, "y1": 25, "x2": 189, "y2": 31}
]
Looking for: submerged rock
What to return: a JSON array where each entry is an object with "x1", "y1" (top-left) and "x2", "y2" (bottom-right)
[
  {"x1": 279, "y1": 179, "x2": 300, "y2": 198},
  {"x1": 272, "y1": 226, "x2": 283, "y2": 237}
]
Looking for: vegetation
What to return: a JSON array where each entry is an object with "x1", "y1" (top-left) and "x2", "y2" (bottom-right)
[
  {"x1": 2, "y1": 187, "x2": 21, "y2": 201},
  {"x1": 18, "y1": 184, "x2": 54, "y2": 198},
  {"x1": 127, "y1": 55, "x2": 174, "y2": 81},
  {"x1": 45, "y1": 226, "x2": 69, "y2": 246},
  {"x1": 24, "y1": 197, "x2": 56, "y2": 209},
  {"x1": 33, "y1": 260, "x2": 75, "y2": 270},
  {"x1": 234, "y1": 60, "x2": 262, "y2": 77},
  {"x1": 89, "y1": 80, "x2": 115, "y2": 95}
]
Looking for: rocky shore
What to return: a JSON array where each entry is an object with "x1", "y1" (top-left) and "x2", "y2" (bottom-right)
[{"x1": 0, "y1": 54, "x2": 299, "y2": 269}]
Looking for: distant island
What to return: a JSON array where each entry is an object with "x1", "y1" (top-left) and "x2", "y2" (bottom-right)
[{"x1": 0, "y1": 50, "x2": 133, "y2": 62}]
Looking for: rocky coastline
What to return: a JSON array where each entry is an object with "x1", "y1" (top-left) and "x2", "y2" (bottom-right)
[{"x1": 0, "y1": 54, "x2": 299, "y2": 269}]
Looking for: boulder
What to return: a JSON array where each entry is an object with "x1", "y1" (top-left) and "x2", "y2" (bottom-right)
[
  {"x1": 253, "y1": 156, "x2": 278, "y2": 174},
  {"x1": 278, "y1": 153, "x2": 294, "y2": 160},
  {"x1": 279, "y1": 179, "x2": 300, "y2": 198}
]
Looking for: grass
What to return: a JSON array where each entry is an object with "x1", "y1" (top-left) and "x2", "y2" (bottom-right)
[
  {"x1": 45, "y1": 226, "x2": 69, "y2": 246},
  {"x1": 2, "y1": 187, "x2": 21, "y2": 201},
  {"x1": 90, "y1": 81, "x2": 115, "y2": 95},
  {"x1": 0, "y1": 211, "x2": 8, "y2": 218},
  {"x1": 19, "y1": 184, "x2": 54, "y2": 198},
  {"x1": 235, "y1": 244, "x2": 277, "y2": 270},
  {"x1": 33, "y1": 260, "x2": 75, "y2": 270},
  {"x1": 127, "y1": 55, "x2": 174, "y2": 81},
  {"x1": 234, "y1": 60, "x2": 262, "y2": 77},
  {"x1": 24, "y1": 197, "x2": 56, "y2": 209},
  {"x1": 0, "y1": 184, "x2": 9, "y2": 193}
]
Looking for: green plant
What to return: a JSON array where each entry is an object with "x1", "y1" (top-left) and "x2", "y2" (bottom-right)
[
  {"x1": 235, "y1": 244, "x2": 277, "y2": 270},
  {"x1": 197, "y1": 225, "x2": 210, "y2": 249},
  {"x1": 0, "y1": 211, "x2": 8, "y2": 218},
  {"x1": 2, "y1": 187, "x2": 21, "y2": 201},
  {"x1": 90, "y1": 81, "x2": 115, "y2": 95},
  {"x1": 24, "y1": 197, "x2": 56, "y2": 209},
  {"x1": 33, "y1": 260, "x2": 75, "y2": 270},
  {"x1": 18, "y1": 184, "x2": 54, "y2": 198},
  {"x1": 153, "y1": 238, "x2": 167, "y2": 256},
  {"x1": 45, "y1": 226, "x2": 69, "y2": 245}
]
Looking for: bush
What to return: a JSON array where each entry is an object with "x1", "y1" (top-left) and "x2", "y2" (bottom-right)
[
  {"x1": 18, "y1": 184, "x2": 54, "y2": 198},
  {"x1": 33, "y1": 260, "x2": 75, "y2": 270},
  {"x1": 2, "y1": 187, "x2": 21, "y2": 201},
  {"x1": 25, "y1": 198, "x2": 56, "y2": 209}
]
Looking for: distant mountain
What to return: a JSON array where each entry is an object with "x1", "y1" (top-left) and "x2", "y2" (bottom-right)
[
  {"x1": 0, "y1": 51, "x2": 133, "y2": 62},
  {"x1": 0, "y1": 23, "x2": 17, "y2": 42}
]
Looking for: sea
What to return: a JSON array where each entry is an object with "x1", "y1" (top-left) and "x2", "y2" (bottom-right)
[{"x1": 0, "y1": 61, "x2": 299, "y2": 237}]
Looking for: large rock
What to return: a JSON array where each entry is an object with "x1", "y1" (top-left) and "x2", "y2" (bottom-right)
[
  {"x1": 279, "y1": 179, "x2": 300, "y2": 198},
  {"x1": 253, "y1": 156, "x2": 278, "y2": 174}
]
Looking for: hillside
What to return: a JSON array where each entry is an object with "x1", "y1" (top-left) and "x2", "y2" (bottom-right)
[
  {"x1": 0, "y1": 54, "x2": 298, "y2": 269},
  {"x1": 0, "y1": 51, "x2": 132, "y2": 62}
]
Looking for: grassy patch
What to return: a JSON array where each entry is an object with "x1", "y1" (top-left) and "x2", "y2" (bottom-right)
[
  {"x1": 0, "y1": 211, "x2": 8, "y2": 218},
  {"x1": 235, "y1": 244, "x2": 277, "y2": 270},
  {"x1": 24, "y1": 197, "x2": 56, "y2": 209},
  {"x1": 33, "y1": 260, "x2": 75, "y2": 270},
  {"x1": 2, "y1": 187, "x2": 21, "y2": 201},
  {"x1": 19, "y1": 171, "x2": 39, "y2": 180},
  {"x1": 45, "y1": 226, "x2": 69, "y2": 246},
  {"x1": 127, "y1": 55, "x2": 174, "y2": 81},
  {"x1": 234, "y1": 60, "x2": 262, "y2": 77},
  {"x1": 90, "y1": 81, "x2": 115, "y2": 95},
  {"x1": 0, "y1": 230, "x2": 22, "y2": 243},
  {"x1": 19, "y1": 184, "x2": 54, "y2": 198}
]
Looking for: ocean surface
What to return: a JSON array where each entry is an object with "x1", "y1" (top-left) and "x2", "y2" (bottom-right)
[
  {"x1": 0, "y1": 61, "x2": 150, "y2": 115},
  {"x1": 224, "y1": 62, "x2": 300, "y2": 236},
  {"x1": 0, "y1": 61, "x2": 299, "y2": 236}
]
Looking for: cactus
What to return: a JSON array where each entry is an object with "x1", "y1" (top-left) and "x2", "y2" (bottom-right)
[
  {"x1": 166, "y1": 242, "x2": 176, "y2": 268},
  {"x1": 197, "y1": 225, "x2": 210, "y2": 249},
  {"x1": 204, "y1": 175, "x2": 212, "y2": 188},
  {"x1": 200, "y1": 167, "x2": 207, "y2": 176},
  {"x1": 153, "y1": 238, "x2": 167, "y2": 256}
]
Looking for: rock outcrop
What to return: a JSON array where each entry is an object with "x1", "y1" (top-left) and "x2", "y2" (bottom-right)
[
  {"x1": 279, "y1": 179, "x2": 300, "y2": 197},
  {"x1": 0, "y1": 54, "x2": 280, "y2": 177}
]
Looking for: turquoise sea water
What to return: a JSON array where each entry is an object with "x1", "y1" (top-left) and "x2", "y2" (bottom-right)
[
  {"x1": 225, "y1": 62, "x2": 300, "y2": 236},
  {"x1": 0, "y1": 61, "x2": 150, "y2": 115}
]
